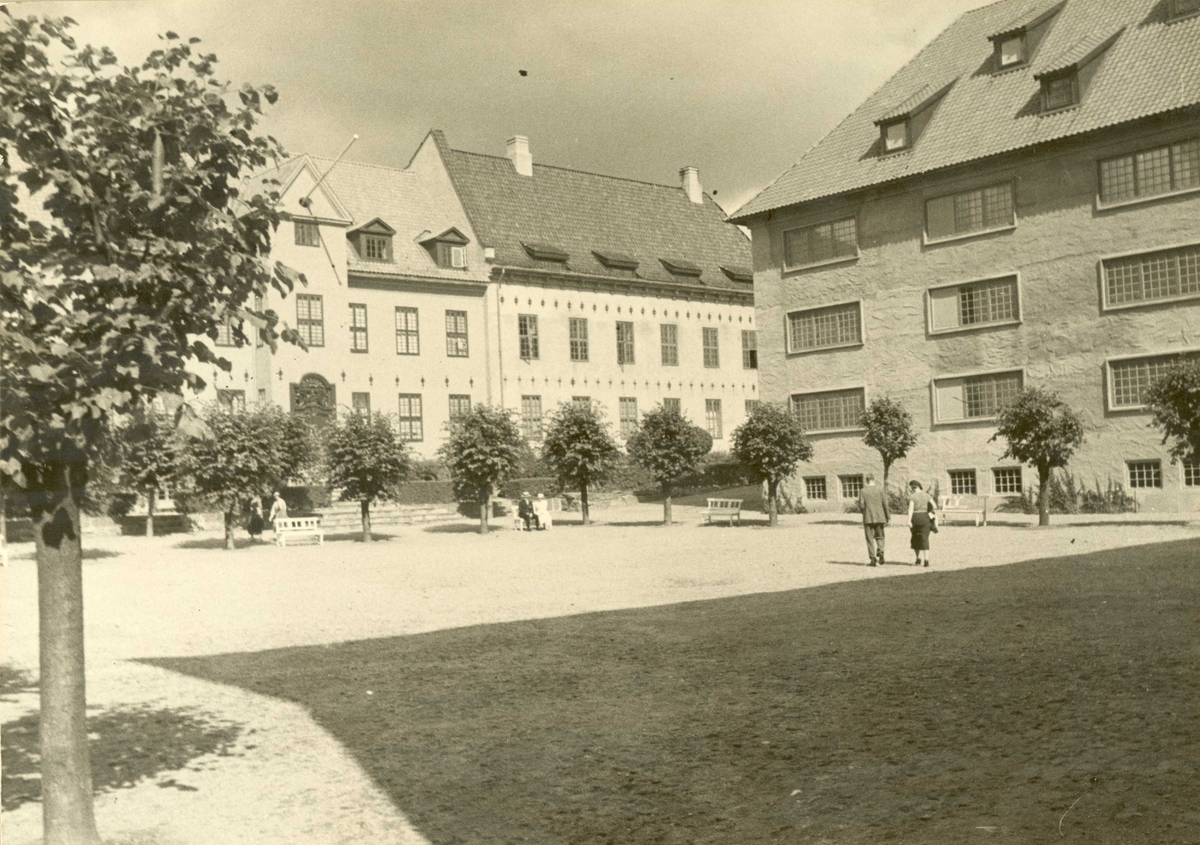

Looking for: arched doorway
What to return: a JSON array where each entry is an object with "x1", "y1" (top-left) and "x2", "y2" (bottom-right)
[{"x1": 289, "y1": 373, "x2": 336, "y2": 428}]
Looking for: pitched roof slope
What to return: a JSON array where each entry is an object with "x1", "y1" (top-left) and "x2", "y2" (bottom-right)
[
  {"x1": 435, "y1": 136, "x2": 752, "y2": 293},
  {"x1": 732, "y1": 0, "x2": 1200, "y2": 220}
]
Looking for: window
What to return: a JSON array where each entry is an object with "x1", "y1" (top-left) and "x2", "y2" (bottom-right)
[
  {"x1": 619, "y1": 397, "x2": 639, "y2": 437},
  {"x1": 992, "y1": 467, "x2": 1022, "y2": 495},
  {"x1": 1108, "y1": 353, "x2": 1198, "y2": 409},
  {"x1": 790, "y1": 388, "x2": 865, "y2": 433},
  {"x1": 1183, "y1": 460, "x2": 1200, "y2": 487},
  {"x1": 617, "y1": 321, "x2": 635, "y2": 365},
  {"x1": 1100, "y1": 139, "x2": 1200, "y2": 205},
  {"x1": 742, "y1": 331, "x2": 758, "y2": 369},
  {"x1": 882, "y1": 120, "x2": 909, "y2": 153},
  {"x1": 363, "y1": 235, "x2": 390, "y2": 261},
  {"x1": 448, "y1": 395, "x2": 471, "y2": 419},
  {"x1": 997, "y1": 34, "x2": 1026, "y2": 67},
  {"x1": 445, "y1": 311, "x2": 469, "y2": 357},
  {"x1": 702, "y1": 327, "x2": 719, "y2": 368},
  {"x1": 928, "y1": 276, "x2": 1019, "y2": 333},
  {"x1": 570, "y1": 317, "x2": 589, "y2": 362},
  {"x1": 521, "y1": 395, "x2": 543, "y2": 440},
  {"x1": 518, "y1": 314, "x2": 539, "y2": 361},
  {"x1": 933, "y1": 370, "x2": 1022, "y2": 423},
  {"x1": 397, "y1": 394, "x2": 423, "y2": 441},
  {"x1": 1041, "y1": 72, "x2": 1078, "y2": 111},
  {"x1": 1102, "y1": 244, "x2": 1200, "y2": 308},
  {"x1": 787, "y1": 301, "x2": 862, "y2": 352},
  {"x1": 804, "y1": 477, "x2": 827, "y2": 500},
  {"x1": 949, "y1": 469, "x2": 978, "y2": 496},
  {"x1": 216, "y1": 389, "x2": 245, "y2": 415},
  {"x1": 572, "y1": 396, "x2": 591, "y2": 408},
  {"x1": 395, "y1": 307, "x2": 419, "y2": 355},
  {"x1": 351, "y1": 392, "x2": 371, "y2": 415},
  {"x1": 925, "y1": 183, "x2": 1014, "y2": 241},
  {"x1": 839, "y1": 474, "x2": 864, "y2": 500},
  {"x1": 296, "y1": 294, "x2": 324, "y2": 347},
  {"x1": 745, "y1": 399, "x2": 760, "y2": 416},
  {"x1": 1127, "y1": 460, "x2": 1162, "y2": 489},
  {"x1": 705, "y1": 399, "x2": 723, "y2": 440},
  {"x1": 350, "y1": 303, "x2": 368, "y2": 353},
  {"x1": 661, "y1": 324, "x2": 679, "y2": 366},
  {"x1": 783, "y1": 217, "x2": 858, "y2": 269},
  {"x1": 215, "y1": 317, "x2": 235, "y2": 347},
  {"x1": 436, "y1": 242, "x2": 467, "y2": 269},
  {"x1": 294, "y1": 220, "x2": 320, "y2": 247},
  {"x1": 663, "y1": 398, "x2": 681, "y2": 415}
]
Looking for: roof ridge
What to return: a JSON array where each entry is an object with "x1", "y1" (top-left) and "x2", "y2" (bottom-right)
[
  {"x1": 447, "y1": 146, "x2": 688, "y2": 193},
  {"x1": 308, "y1": 156, "x2": 415, "y2": 176}
]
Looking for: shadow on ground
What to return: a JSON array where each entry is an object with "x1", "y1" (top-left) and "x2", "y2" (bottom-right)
[
  {"x1": 1, "y1": 699, "x2": 243, "y2": 811},
  {"x1": 8, "y1": 547, "x2": 122, "y2": 561}
]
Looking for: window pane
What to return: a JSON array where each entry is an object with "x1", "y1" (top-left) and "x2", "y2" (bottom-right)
[
  {"x1": 617, "y1": 321, "x2": 635, "y2": 365},
  {"x1": 958, "y1": 277, "x2": 1017, "y2": 326},
  {"x1": 884, "y1": 121, "x2": 907, "y2": 151},
  {"x1": 1174, "y1": 139, "x2": 1200, "y2": 191},
  {"x1": 1109, "y1": 354, "x2": 1196, "y2": 408},
  {"x1": 954, "y1": 189, "x2": 984, "y2": 233},
  {"x1": 788, "y1": 302, "x2": 862, "y2": 351},
  {"x1": 619, "y1": 397, "x2": 639, "y2": 437},
  {"x1": 705, "y1": 398, "x2": 722, "y2": 439},
  {"x1": 663, "y1": 398, "x2": 681, "y2": 415},
  {"x1": 949, "y1": 470, "x2": 977, "y2": 495},
  {"x1": 992, "y1": 467, "x2": 1022, "y2": 495},
  {"x1": 839, "y1": 475, "x2": 864, "y2": 499},
  {"x1": 790, "y1": 388, "x2": 865, "y2": 432},
  {"x1": 982, "y1": 183, "x2": 1014, "y2": 229},
  {"x1": 702, "y1": 327, "x2": 719, "y2": 368},
  {"x1": 999, "y1": 35, "x2": 1025, "y2": 65},
  {"x1": 1043, "y1": 75, "x2": 1076, "y2": 110},
  {"x1": 741, "y1": 330, "x2": 758, "y2": 369},
  {"x1": 446, "y1": 311, "x2": 468, "y2": 357},
  {"x1": 1135, "y1": 147, "x2": 1172, "y2": 197},
  {"x1": 1100, "y1": 156, "x2": 1137, "y2": 203},
  {"x1": 784, "y1": 217, "x2": 856, "y2": 267},
  {"x1": 395, "y1": 307, "x2": 420, "y2": 355},
  {"x1": 804, "y1": 477, "x2": 827, "y2": 500},
  {"x1": 521, "y1": 395, "x2": 543, "y2": 440},
  {"x1": 1105, "y1": 244, "x2": 1200, "y2": 306},
  {"x1": 518, "y1": 314, "x2": 539, "y2": 360},
  {"x1": 661, "y1": 324, "x2": 678, "y2": 366},
  {"x1": 398, "y1": 394, "x2": 423, "y2": 441},
  {"x1": 570, "y1": 317, "x2": 589, "y2": 362},
  {"x1": 925, "y1": 194, "x2": 956, "y2": 240},
  {"x1": 1127, "y1": 461, "x2": 1162, "y2": 489},
  {"x1": 962, "y1": 371, "x2": 1021, "y2": 418}
]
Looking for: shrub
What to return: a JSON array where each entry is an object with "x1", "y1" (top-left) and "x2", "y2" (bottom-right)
[{"x1": 1001, "y1": 473, "x2": 1138, "y2": 515}]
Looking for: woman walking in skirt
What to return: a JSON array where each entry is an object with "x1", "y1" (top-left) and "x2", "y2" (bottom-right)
[
  {"x1": 906, "y1": 480, "x2": 936, "y2": 568},
  {"x1": 247, "y1": 498, "x2": 265, "y2": 543}
]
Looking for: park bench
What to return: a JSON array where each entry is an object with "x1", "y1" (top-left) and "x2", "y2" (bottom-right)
[
  {"x1": 275, "y1": 516, "x2": 323, "y2": 547},
  {"x1": 937, "y1": 495, "x2": 986, "y2": 527},
  {"x1": 703, "y1": 498, "x2": 743, "y2": 526},
  {"x1": 510, "y1": 496, "x2": 558, "y2": 531}
]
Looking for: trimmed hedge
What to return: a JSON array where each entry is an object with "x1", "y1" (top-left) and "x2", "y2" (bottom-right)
[{"x1": 392, "y1": 480, "x2": 457, "y2": 505}]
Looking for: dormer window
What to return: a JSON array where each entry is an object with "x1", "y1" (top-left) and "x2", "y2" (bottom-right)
[
  {"x1": 882, "y1": 120, "x2": 909, "y2": 153},
  {"x1": 348, "y1": 218, "x2": 397, "y2": 263},
  {"x1": 418, "y1": 227, "x2": 471, "y2": 270},
  {"x1": 363, "y1": 235, "x2": 390, "y2": 261},
  {"x1": 873, "y1": 81, "x2": 954, "y2": 157},
  {"x1": 998, "y1": 34, "x2": 1026, "y2": 67},
  {"x1": 438, "y1": 244, "x2": 467, "y2": 269},
  {"x1": 1170, "y1": 0, "x2": 1200, "y2": 19},
  {"x1": 1041, "y1": 71, "x2": 1078, "y2": 111}
]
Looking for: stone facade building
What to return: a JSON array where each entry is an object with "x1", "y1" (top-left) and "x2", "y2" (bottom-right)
[
  {"x1": 200, "y1": 132, "x2": 755, "y2": 458},
  {"x1": 731, "y1": 0, "x2": 1200, "y2": 512}
]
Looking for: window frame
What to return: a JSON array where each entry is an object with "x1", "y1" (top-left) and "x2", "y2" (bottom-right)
[
  {"x1": 1104, "y1": 348, "x2": 1200, "y2": 412},
  {"x1": 702, "y1": 326, "x2": 720, "y2": 369},
  {"x1": 948, "y1": 469, "x2": 978, "y2": 496},
  {"x1": 1182, "y1": 460, "x2": 1200, "y2": 488},
  {"x1": 395, "y1": 307, "x2": 420, "y2": 356},
  {"x1": 839, "y1": 474, "x2": 864, "y2": 500},
  {"x1": 1098, "y1": 241, "x2": 1200, "y2": 311},
  {"x1": 616, "y1": 321, "x2": 635, "y2": 366},
  {"x1": 1097, "y1": 138, "x2": 1200, "y2": 209},
  {"x1": 1040, "y1": 70, "x2": 1079, "y2": 113},
  {"x1": 991, "y1": 467, "x2": 1023, "y2": 496},
  {"x1": 930, "y1": 367, "x2": 1025, "y2": 426},
  {"x1": 619, "y1": 397, "x2": 639, "y2": 438},
  {"x1": 294, "y1": 219, "x2": 320, "y2": 247},
  {"x1": 518, "y1": 314, "x2": 540, "y2": 361},
  {"x1": 214, "y1": 316, "x2": 236, "y2": 348},
  {"x1": 521, "y1": 394, "x2": 544, "y2": 441},
  {"x1": 660, "y1": 323, "x2": 679, "y2": 366},
  {"x1": 349, "y1": 303, "x2": 368, "y2": 353},
  {"x1": 448, "y1": 394, "x2": 472, "y2": 420},
  {"x1": 923, "y1": 180, "x2": 1017, "y2": 245},
  {"x1": 880, "y1": 119, "x2": 910, "y2": 154},
  {"x1": 786, "y1": 299, "x2": 865, "y2": 355},
  {"x1": 741, "y1": 330, "x2": 758, "y2": 369},
  {"x1": 569, "y1": 317, "x2": 589, "y2": 362},
  {"x1": 362, "y1": 234, "x2": 392, "y2": 262},
  {"x1": 926, "y1": 274, "x2": 1022, "y2": 335},
  {"x1": 704, "y1": 398, "x2": 723, "y2": 440},
  {"x1": 789, "y1": 385, "x2": 867, "y2": 434},
  {"x1": 351, "y1": 392, "x2": 371, "y2": 415},
  {"x1": 445, "y1": 310, "x2": 469, "y2": 358},
  {"x1": 803, "y1": 476, "x2": 828, "y2": 501},
  {"x1": 662, "y1": 398, "x2": 682, "y2": 415},
  {"x1": 782, "y1": 215, "x2": 860, "y2": 272},
  {"x1": 995, "y1": 33, "x2": 1027, "y2": 68},
  {"x1": 745, "y1": 399, "x2": 760, "y2": 417},
  {"x1": 397, "y1": 393, "x2": 423, "y2": 442},
  {"x1": 1127, "y1": 460, "x2": 1163, "y2": 490},
  {"x1": 296, "y1": 294, "x2": 325, "y2": 348},
  {"x1": 216, "y1": 389, "x2": 246, "y2": 415}
]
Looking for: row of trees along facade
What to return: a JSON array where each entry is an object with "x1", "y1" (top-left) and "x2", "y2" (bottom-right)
[
  {"x1": 730, "y1": 0, "x2": 1200, "y2": 513},
  {"x1": 201, "y1": 130, "x2": 758, "y2": 457}
]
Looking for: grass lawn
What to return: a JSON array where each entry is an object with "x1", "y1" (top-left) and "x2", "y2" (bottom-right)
[{"x1": 150, "y1": 538, "x2": 1200, "y2": 844}]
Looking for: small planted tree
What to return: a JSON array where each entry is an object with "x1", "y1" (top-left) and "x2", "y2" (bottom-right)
[
  {"x1": 541, "y1": 401, "x2": 621, "y2": 525},
  {"x1": 861, "y1": 396, "x2": 917, "y2": 487},
  {"x1": 990, "y1": 388, "x2": 1085, "y2": 527},
  {"x1": 439, "y1": 405, "x2": 524, "y2": 534},
  {"x1": 117, "y1": 410, "x2": 182, "y2": 537},
  {"x1": 325, "y1": 412, "x2": 410, "y2": 542},
  {"x1": 626, "y1": 404, "x2": 713, "y2": 525},
  {"x1": 1145, "y1": 358, "x2": 1200, "y2": 464},
  {"x1": 731, "y1": 403, "x2": 813, "y2": 526}
]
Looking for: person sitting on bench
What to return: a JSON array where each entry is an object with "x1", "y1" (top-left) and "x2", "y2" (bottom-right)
[{"x1": 517, "y1": 492, "x2": 540, "y2": 531}]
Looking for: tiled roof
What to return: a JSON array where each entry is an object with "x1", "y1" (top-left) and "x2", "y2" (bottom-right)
[
  {"x1": 990, "y1": 0, "x2": 1065, "y2": 39},
  {"x1": 1033, "y1": 29, "x2": 1123, "y2": 77},
  {"x1": 732, "y1": 0, "x2": 1200, "y2": 221},
  {"x1": 877, "y1": 85, "x2": 938, "y2": 123},
  {"x1": 433, "y1": 133, "x2": 752, "y2": 294}
]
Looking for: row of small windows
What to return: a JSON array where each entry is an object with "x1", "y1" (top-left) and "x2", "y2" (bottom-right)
[
  {"x1": 515, "y1": 395, "x2": 750, "y2": 442},
  {"x1": 784, "y1": 137, "x2": 1200, "y2": 272},
  {"x1": 289, "y1": 296, "x2": 471, "y2": 358},
  {"x1": 518, "y1": 315, "x2": 758, "y2": 370},
  {"x1": 293, "y1": 220, "x2": 468, "y2": 269}
]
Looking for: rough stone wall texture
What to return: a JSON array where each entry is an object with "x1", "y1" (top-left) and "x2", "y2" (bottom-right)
[{"x1": 750, "y1": 116, "x2": 1200, "y2": 513}]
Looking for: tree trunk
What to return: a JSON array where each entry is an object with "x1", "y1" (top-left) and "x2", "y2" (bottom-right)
[
  {"x1": 145, "y1": 487, "x2": 155, "y2": 538},
  {"x1": 32, "y1": 464, "x2": 102, "y2": 845},
  {"x1": 882, "y1": 458, "x2": 891, "y2": 489},
  {"x1": 767, "y1": 479, "x2": 779, "y2": 527},
  {"x1": 361, "y1": 499, "x2": 371, "y2": 543},
  {"x1": 1038, "y1": 465, "x2": 1051, "y2": 527},
  {"x1": 479, "y1": 493, "x2": 491, "y2": 535},
  {"x1": 581, "y1": 483, "x2": 590, "y2": 526},
  {"x1": 662, "y1": 483, "x2": 672, "y2": 525},
  {"x1": 224, "y1": 506, "x2": 236, "y2": 550}
]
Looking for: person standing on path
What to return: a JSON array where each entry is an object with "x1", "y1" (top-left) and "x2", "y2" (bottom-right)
[
  {"x1": 906, "y1": 480, "x2": 936, "y2": 568},
  {"x1": 268, "y1": 490, "x2": 288, "y2": 534},
  {"x1": 857, "y1": 474, "x2": 890, "y2": 566},
  {"x1": 247, "y1": 498, "x2": 265, "y2": 543}
]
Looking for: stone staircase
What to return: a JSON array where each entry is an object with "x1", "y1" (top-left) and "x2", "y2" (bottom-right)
[{"x1": 313, "y1": 501, "x2": 462, "y2": 532}]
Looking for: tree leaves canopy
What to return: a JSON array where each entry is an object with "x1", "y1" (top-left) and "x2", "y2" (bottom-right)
[
  {"x1": 1145, "y1": 359, "x2": 1200, "y2": 464},
  {"x1": 541, "y1": 401, "x2": 621, "y2": 491},
  {"x1": 861, "y1": 396, "x2": 918, "y2": 468},
  {"x1": 325, "y1": 412, "x2": 410, "y2": 504},
  {"x1": 438, "y1": 405, "x2": 524, "y2": 503},
  {"x1": 731, "y1": 402, "x2": 812, "y2": 484},
  {"x1": 625, "y1": 405, "x2": 712, "y2": 486},
  {"x1": 990, "y1": 387, "x2": 1085, "y2": 472}
]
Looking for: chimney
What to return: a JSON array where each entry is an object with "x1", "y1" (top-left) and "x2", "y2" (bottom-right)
[
  {"x1": 680, "y1": 166, "x2": 703, "y2": 204},
  {"x1": 507, "y1": 135, "x2": 533, "y2": 177}
]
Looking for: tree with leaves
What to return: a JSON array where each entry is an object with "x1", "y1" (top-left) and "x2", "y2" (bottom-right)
[
  {"x1": 1145, "y1": 358, "x2": 1200, "y2": 465},
  {"x1": 115, "y1": 407, "x2": 184, "y2": 537},
  {"x1": 325, "y1": 411, "x2": 410, "y2": 542},
  {"x1": 439, "y1": 405, "x2": 525, "y2": 534},
  {"x1": 541, "y1": 400, "x2": 621, "y2": 525},
  {"x1": 860, "y1": 396, "x2": 917, "y2": 488},
  {"x1": 731, "y1": 402, "x2": 813, "y2": 526},
  {"x1": 626, "y1": 404, "x2": 713, "y2": 525},
  {"x1": 990, "y1": 387, "x2": 1085, "y2": 527},
  {"x1": 1, "y1": 15, "x2": 302, "y2": 842}
]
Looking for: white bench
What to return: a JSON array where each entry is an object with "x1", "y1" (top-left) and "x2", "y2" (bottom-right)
[
  {"x1": 937, "y1": 495, "x2": 986, "y2": 527},
  {"x1": 511, "y1": 497, "x2": 557, "y2": 531},
  {"x1": 274, "y1": 516, "x2": 323, "y2": 547},
  {"x1": 703, "y1": 498, "x2": 743, "y2": 525}
]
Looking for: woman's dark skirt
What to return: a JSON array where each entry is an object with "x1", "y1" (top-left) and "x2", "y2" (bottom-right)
[{"x1": 910, "y1": 511, "x2": 932, "y2": 552}]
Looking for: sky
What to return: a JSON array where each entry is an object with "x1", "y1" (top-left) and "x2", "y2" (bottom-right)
[{"x1": 17, "y1": 0, "x2": 995, "y2": 214}]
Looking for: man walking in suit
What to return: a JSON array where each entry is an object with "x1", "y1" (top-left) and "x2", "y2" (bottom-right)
[{"x1": 857, "y1": 474, "x2": 889, "y2": 566}]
